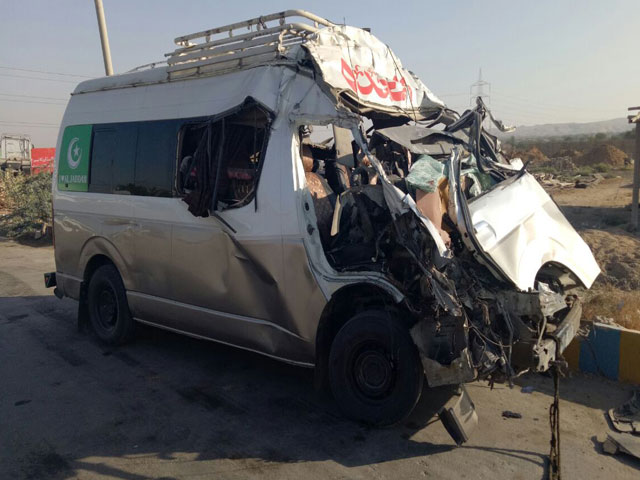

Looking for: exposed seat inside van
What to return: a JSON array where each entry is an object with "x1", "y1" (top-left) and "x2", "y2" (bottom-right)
[
  {"x1": 325, "y1": 161, "x2": 351, "y2": 194},
  {"x1": 302, "y1": 144, "x2": 335, "y2": 246}
]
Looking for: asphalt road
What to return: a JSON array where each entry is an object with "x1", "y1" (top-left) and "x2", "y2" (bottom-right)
[{"x1": 1, "y1": 238, "x2": 638, "y2": 479}]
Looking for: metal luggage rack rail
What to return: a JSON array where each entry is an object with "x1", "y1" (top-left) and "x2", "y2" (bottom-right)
[{"x1": 165, "y1": 10, "x2": 334, "y2": 79}]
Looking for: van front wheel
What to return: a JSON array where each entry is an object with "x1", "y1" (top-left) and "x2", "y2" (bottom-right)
[
  {"x1": 328, "y1": 310, "x2": 423, "y2": 426},
  {"x1": 87, "y1": 264, "x2": 135, "y2": 345}
]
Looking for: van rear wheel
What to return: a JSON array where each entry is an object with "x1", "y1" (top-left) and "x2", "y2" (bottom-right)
[
  {"x1": 87, "y1": 264, "x2": 135, "y2": 345},
  {"x1": 328, "y1": 310, "x2": 423, "y2": 426}
]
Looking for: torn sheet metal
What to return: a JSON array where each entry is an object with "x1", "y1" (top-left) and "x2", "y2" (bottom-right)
[
  {"x1": 350, "y1": 126, "x2": 452, "y2": 259},
  {"x1": 603, "y1": 390, "x2": 640, "y2": 459},
  {"x1": 410, "y1": 317, "x2": 475, "y2": 387},
  {"x1": 304, "y1": 25, "x2": 444, "y2": 119},
  {"x1": 342, "y1": 119, "x2": 596, "y2": 385},
  {"x1": 465, "y1": 170, "x2": 600, "y2": 290},
  {"x1": 481, "y1": 97, "x2": 515, "y2": 133},
  {"x1": 537, "y1": 283, "x2": 570, "y2": 318},
  {"x1": 375, "y1": 125, "x2": 466, "y2": 156},
  {"x1": 439, "y1": 386, "x2": 478, "y2": 445},
  {"x1": 295, "y1": 21, "x2": 599, "y2": 390},
  {"x1": 496, "y1": 285, "x2": 566, "y2": 320},
  {"x1": 602, "y1": 431, "x2": 640, "y2": 460},
  {"x1": 549, "y1": 301, "x2": 581, "y2": 355},
  {"x1": 418, "y1": 350, "x2": 477, "y2": 388}
]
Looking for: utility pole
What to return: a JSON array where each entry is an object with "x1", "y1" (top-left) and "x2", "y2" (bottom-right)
[
  {"x1": 470, "y1": 68, "x2": 491, "y2": 106},
  {"x1": 470, "y1": 68, "x2": 491, "y2": 129},
  {"x1": 94, "y1": 0, "x2": 113, "y2": 76},
  {"x1": 629, "y1": 106, "x2": 640, "y2": 231}
]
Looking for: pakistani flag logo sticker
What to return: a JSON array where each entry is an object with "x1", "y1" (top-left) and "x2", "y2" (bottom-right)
[
  {"x1": 67, "y1": 138, "x2": 83, "y2": 169},
  {"x1": 58, "y1": 124, "x2": 92, "y2": 191}
]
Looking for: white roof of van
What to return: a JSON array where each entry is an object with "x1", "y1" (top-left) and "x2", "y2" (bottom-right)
[
  {"x1": 73, "y1": 67, "x2": 169, "y2": 94},
  {"x1": 73, "y1": 10, "x2": 444, "y2": 121}
]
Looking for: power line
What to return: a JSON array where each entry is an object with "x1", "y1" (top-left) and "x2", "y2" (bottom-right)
[
  {"x1": 0, "y1": 123, "x2": 59, "y2": 129},
  {"x1": 0, "y1": 92, "x2": 68, "y2": 101},
  {"x1": 0, "y1": 73, "x2": 79, "y2": 84},
  {"x1": 0, "y1": 120, "x2": 59, "y2": 126},
  {"x1": 492, "y1": 91, "x2": 622, "y2": 114},
  {"x1": 438, "y1": 92, "x2": 468, "y2": 98},
  {"x1": 447, "y1": 94, "x2": 623, "y2": 124},
  {"x1": 0, "y1": 65, "x2": 92, "y2": 79},
  {"x1": 439, "y1": 88, "x2": 621, "y2": 116},
  {"x1": 489, "y1": 102, "x2": 623, "y2": 122},
  {"x1": 0, "y1": 98, "x2": 66, "y2": 106}
]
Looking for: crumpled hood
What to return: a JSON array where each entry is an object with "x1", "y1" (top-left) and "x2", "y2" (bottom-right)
[{"x1": 464, "y1": 171, "x2": 601, "y2": 290}]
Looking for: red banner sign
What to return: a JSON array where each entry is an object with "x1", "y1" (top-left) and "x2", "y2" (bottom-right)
[{"x1": 31, "y1": 148, "x2": 55, "y2": 174}]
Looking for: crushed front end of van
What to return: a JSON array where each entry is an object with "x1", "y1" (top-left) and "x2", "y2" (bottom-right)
[
  {"x1": 293, "y1": 24, "x2": 600, "y2": 391},
  {"x1": 312, "y1": 119, "x2": 594, "y2": 390}
]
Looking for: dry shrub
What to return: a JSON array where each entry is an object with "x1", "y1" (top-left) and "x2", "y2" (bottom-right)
[
  {"x1": 582, "y1": 285, "x2": 640, "y2": 331},
  {"x1": 0, "y1": 171, "x2": 52, "y2": 237},
  {"x1": 581, "y1": 229, "x2": 640, "y2": 291}
]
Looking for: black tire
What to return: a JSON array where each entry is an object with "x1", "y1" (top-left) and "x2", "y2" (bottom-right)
[
  {"x1": 328, "y1": 310, "x2": 424, "y2": 426},
  {"x1": 87, "y1": 264, "x2": 135, "y2": 345}
]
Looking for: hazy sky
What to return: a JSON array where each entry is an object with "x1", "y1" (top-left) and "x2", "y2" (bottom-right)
[{"x1": 1, "y1": 0, "x2": 638, "y2": 147}]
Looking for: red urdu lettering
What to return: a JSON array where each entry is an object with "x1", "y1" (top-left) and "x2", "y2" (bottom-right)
[
  {"x1": 364, "y1": 71, "x2": 389, "y2": 98},
  {"x1": 341, "y1": 58, "x2": 357, "y2": 92},
  {"x1": 340, "y1": 57, "x2": 413, "y2": 103},
  {"x1": 355, "y1": 66, "x2": 373, "y2": 95}
]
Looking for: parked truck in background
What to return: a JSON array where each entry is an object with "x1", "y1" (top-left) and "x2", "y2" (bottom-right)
[{"x1": 0, "y1": 134, "x2": 32, "y2": 173}]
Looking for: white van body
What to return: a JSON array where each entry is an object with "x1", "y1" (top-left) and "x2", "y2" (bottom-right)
[
  {"x1": 53, "y1": 65, "x2": 342, "y2": 365},
  {"x1": 49, "y1": 11, "x2": 599, "y2": 427}
]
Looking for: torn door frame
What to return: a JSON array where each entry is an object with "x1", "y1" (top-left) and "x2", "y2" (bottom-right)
[
  {"x1": 288, "y1": 110, "x2": 408, "y2": 304},
  {"x1": 279, "y1": 20, "x2": 598, "y2": 386}
]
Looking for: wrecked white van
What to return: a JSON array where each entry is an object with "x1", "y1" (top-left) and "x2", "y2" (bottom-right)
[{"x1": 46, "y1": 11, "x2": 599, "y2": 428}]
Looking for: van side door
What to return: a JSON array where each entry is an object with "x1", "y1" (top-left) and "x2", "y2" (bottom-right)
[
  {"x1": 170, "y1": 104, "x2": 281, "y2": 315},
  {"x1": 129, "y1": 120, "x2": 181, "y2": 300},
  {"x1": 163, "y1": 103, "x2": 308, "y2": 358}
]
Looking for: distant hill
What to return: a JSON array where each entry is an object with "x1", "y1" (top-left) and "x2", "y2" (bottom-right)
[{"x1": 497, "y1": 117, "x2": 633, "y2": 139}]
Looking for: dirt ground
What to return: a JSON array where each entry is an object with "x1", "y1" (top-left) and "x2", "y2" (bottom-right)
[
  {"x1": 1, "y1": 239, "x2": 639, "y2": 479},
  {"x1": 547, "y1": 168, "x2": 640, "y2": 329}
]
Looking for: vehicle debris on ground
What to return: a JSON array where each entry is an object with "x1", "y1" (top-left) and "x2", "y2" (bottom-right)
[
  {"x1": 502, "y1": 410, "x2": 522, "y2": 419},
  {"x1": 609, "y1": 390, "x2": 640, "y2": 435},
  {"x1": 602, "y1": 432, "x2": 640, "y2": 460},
  {"x1": 601, "y1": 390, "x2": 640, "y2": 461}
]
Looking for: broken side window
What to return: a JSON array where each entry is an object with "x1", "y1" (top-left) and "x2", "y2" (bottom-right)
[{"x1": 178, "y1": 101, "x2": 271, "y2": 217}]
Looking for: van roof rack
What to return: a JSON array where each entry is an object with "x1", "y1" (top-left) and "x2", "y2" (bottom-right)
[{"x1": 165, "y1": 10, "x2": 335, "y2": 79}]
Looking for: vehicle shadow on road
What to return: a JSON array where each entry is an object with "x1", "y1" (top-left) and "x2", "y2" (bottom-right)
[
  {"x1": 2, "y1": 295, "x2": 548, "y2": 479},
  {"x1": 512, "y1": 371, "x2": 633, "y2": 413},
  {"x1": 0, "y1": 234, "x2": 52, "y2": 248}
]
